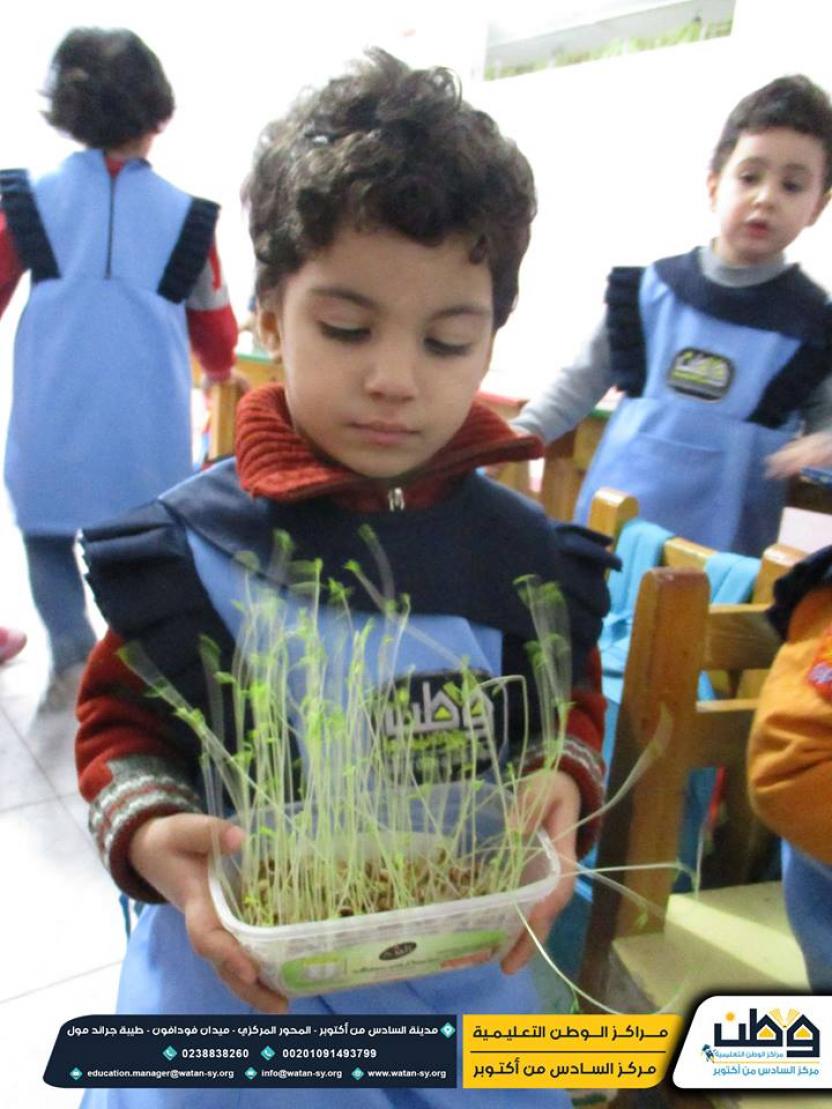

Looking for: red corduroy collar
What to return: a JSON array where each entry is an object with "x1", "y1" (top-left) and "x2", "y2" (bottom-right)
[{"x1": 235, "y1": 383, "x2": 542, "y2": 512}]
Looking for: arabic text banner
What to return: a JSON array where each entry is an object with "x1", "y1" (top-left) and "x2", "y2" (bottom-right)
[{"x1": 462, "y1": 1014, "x2": 682, "y2": 1088}]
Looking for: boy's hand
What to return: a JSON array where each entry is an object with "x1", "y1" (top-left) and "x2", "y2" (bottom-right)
[
  {"x1": 129, "y1": 814, "x2": 289, "y2": 1013},
  {"x1": 501, "y1": 771, "x2": 580, "y2": 975},
  {"x1": 766, "y1": 431, "x2": 832, "y2": 477}
]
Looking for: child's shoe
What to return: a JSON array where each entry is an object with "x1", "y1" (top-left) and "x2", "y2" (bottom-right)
[{"x1": 0, "y1": 627, "x2": 27, "y2": 664}]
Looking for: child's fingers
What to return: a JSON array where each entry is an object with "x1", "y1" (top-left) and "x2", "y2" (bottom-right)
[
  {"x1": 501, "y1": 935, "x2": 535, "y2": 975},
  {"x1": 185, "y1": 891, "x2": 256, "y2": 985},
  {"x1": 184, "y1": 889, "x2": 287, "y2": 1012},
  {"x1": 500, "y1": 872, "x2": 576, "y2": 975},
  {"x1": 146, "y1": 812, "x2": 243, "y2": 857},
  {"x1": 185, "y1": 895, "x2": 288, "y2": 1012},
  {"x1": 216, "y1": 965, "x2": 289, "y2": 1014},
  {"x1": 764, "y1": 447, "x2": 797, "y2": 478},
  {"x1": 501, "y1": 904, "x2": 551, "y2": 975}
]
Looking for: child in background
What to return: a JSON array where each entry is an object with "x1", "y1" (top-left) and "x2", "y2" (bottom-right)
[
  {"x1": 748, "y1": 545, "x2": 832, "y2": 990},
  {"x1": 75, "y1": 49, "x2": 616, "y2": 1107},
  {"x1": 0, "y1": 28, "x2": 237, "y2": 707},
  {"x1": 513, "y1": 75, "x2": 832, "y2": 556}
]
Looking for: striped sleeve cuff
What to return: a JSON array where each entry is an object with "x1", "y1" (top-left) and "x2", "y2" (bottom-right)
[
  {"x1": 523, "y1": 735, "x2": 606, "y2": 859},
  {"x1": 557, "y1": 735, "x2": 605, "y2": 859},
  {"x1": 88, "y1": 755, "x2": 203, "y2": 902}
]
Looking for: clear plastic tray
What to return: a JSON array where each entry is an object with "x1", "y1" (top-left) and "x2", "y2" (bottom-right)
[{"x1": 210, "y1": 828, "x2": 560, "y2": 997}]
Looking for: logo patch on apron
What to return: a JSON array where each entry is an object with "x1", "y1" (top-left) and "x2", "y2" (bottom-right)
[
  {"x1": 376, "y1": 670, "x2": 508, "y2": 782},
  {"x1": 667, "y1": 348, "x2": 734, "y2": 400},
  {"x1": 807, "y1": 624, "x2": 832, "y2": 700}
]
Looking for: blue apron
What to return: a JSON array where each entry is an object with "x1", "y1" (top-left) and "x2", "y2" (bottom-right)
[
  {"x1": 1, "y1": 151, "x2": 217, "y2": 534},
  {"x1": 574, "y1": 253, "x2": 830, "y2": 555},
  {"x1": 80, "y1": 901, "x2": 563, "y2": 1108},
  {"x1": 79, "y1": 465, "x2": 616, "y2": 1107}
]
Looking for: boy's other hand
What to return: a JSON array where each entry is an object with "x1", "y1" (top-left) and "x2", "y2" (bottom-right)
[
  {"x1": 766, "y1": 430, "x2": 832, "y2": 477},
  {"x1": 129, "y1": 813, "x2": 289, "y2": 1013},
  {"x1": 500, "y1": 771, "x2": 580, "y2": 975}
]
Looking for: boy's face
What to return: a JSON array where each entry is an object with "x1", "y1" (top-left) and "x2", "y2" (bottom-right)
[
  {"x1": 260, "y1": 227, "x2": 494, "y2": 481},
  {"x1": 707, "y1": 127, "x2": 829, "y2": 266}
]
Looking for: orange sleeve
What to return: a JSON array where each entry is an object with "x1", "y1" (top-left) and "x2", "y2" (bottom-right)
[{"x1": 748, "y1": 585, "x2": 832, "y2": 863}]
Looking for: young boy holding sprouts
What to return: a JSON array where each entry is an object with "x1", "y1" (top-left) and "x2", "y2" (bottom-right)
[{"x1": 75, "y1": 49, "x2": 615, "y2": 1108}]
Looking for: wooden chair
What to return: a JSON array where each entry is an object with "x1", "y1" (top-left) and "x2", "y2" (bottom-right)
[
  {"x1": 537, "y1": 412, "x2": 611, "y2": 521},
  {"x1": 578, "y1": 565, "x2": 809, "y2": 1026},
  {"x1": 587, "y1": 486, "x2": 805, "y2": 605},
  {"x1": 205, "y1": 349, "x2": 283, "y2": 459}
]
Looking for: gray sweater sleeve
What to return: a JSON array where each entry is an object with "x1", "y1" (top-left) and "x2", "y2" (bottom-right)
[
  {"x1": 510, "y1": 320, "x2": 614, "y2": 443},
  {"x1": 801, "y1": 375, "x2": 832, "y2": 434}
]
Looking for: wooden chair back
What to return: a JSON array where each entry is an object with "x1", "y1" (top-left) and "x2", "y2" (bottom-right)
[
  {"x1": 587, "y1": 485, "x2": 805, "y2": 605},
  {"x1": 579, "y1": 566, "x2": 796, "y2": 1010}
]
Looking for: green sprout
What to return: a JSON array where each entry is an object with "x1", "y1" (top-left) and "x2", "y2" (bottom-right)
[{"x1": 121, "y1": 536, "x2": 575, "y2": 928}]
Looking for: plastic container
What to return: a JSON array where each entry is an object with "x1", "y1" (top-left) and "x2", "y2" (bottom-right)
[{"x1": 209, "y1": 811, "x2": 560, "y2": 997}]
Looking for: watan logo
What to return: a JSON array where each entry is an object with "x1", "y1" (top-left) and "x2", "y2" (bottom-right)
[
  {"x1": 667, "y1": 348, "x2": 734, "y2": 400},
  {"x1": 673, "y1": 997, "x2": 827, "y2": 1089},
  {"x1": 377, "y1": 671, "x2": 507, "y2": 780},
  {"x1": 704, "y1": 1007, "x2": 820, "y2": 1062}
]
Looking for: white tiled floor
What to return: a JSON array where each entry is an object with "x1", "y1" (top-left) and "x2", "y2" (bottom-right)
[
  {"x1": 0, "y1": 501, "x2": 125, "y2": 1108},
  {"x1": 0, "y1": 321, "x2": 215, "y2": 1107}
]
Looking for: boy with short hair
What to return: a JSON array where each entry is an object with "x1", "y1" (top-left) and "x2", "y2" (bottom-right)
[
  {"x1": 514, "y1": 74, "x2": 832, "y2": 556},
  {"x1": 76, "y1": 49, "x2": 615, "y2": 1107}
]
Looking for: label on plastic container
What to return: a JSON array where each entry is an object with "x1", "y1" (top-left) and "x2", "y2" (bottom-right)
[{"x1": 278, "y1": 928, "x2": 506, "y2": 993}]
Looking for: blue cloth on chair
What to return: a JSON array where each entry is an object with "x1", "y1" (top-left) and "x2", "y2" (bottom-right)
[
  {"x1": 705, "y1": 550, "x2": 759, "y2": 604},
  {"x1": 600, "y1": 519, "x2": 673, "y2": 708}
]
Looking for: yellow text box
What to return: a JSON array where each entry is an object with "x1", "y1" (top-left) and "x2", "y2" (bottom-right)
[{"x1": 463, "y1": 1013, "x2": 683, "y2": 1088}]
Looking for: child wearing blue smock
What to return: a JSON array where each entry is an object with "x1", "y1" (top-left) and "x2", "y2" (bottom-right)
[
  {"x1": 513, "y1": 75, "x2": 832, "y2": 556},
  {"x1": 74, "y1": 49, "x2": 616, "y2": 1107},
  {"x1": 0, "y1": 28, "x2": 237, "y2": 706}
]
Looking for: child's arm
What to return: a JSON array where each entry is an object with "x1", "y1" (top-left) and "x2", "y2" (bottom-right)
[
  {"x1": 748, "y1": 584, "x2": 832, "y2": 863},
  {"x1": 511, "y1": 320, "x2": 613, "y2": 444},
  {"x1": 0, "y1": 212, "x2": 24, "y2": 318},
  {"x1": 76, "y1": 631, "x2": 205, "y2": 900},
  {"x1": 767, "y1": 375, "x2": 832, "y2": 476},
  {"x1": 77, "y1": 632, "x2": 288, "y2": 1011},
  {"x1": 129, "y1": 813, "x2": 288, "y2": 1012},
  {"x1": 765, "y1": 429, "x2": 832, "y2": 476},
  {"x1": 186, "y1": 239, "x2": 238, "y2": 385},
  {"x1": 501, "y1": 770, "x2": 580, "y2": 974},
  {"x1": 499, "y1": 517, "x2": 617, "y2": 973},
  {"x1": 502, "y1": 649, "x2": 607, "y2": 975}
]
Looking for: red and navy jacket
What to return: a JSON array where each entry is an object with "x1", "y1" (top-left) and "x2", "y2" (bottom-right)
[{"x1": 76, "y1": 385, "x2": 616, "y2": 901}]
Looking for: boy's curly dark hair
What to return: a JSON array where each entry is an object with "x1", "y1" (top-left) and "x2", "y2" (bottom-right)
[
  {"x1": 244, "y1": 49, "x2": 536, "y2": 330},
  {"x1": 711, "y1": 74, "x2": 832, "y2": 190},
  {"x1": 43, "y1": 28, "x2": 174, "y2": 150}
]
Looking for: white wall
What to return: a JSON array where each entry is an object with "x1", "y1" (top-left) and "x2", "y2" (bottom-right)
[
  {"x1": 0, "y1": 0, "x2": 830, "y2": 401},
  {"x1": 0, "y1": 2, "x2": 487, "y2": 331},
  {"x1": 473, "y1": 0, "x2": 832, "y2": 392}
]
